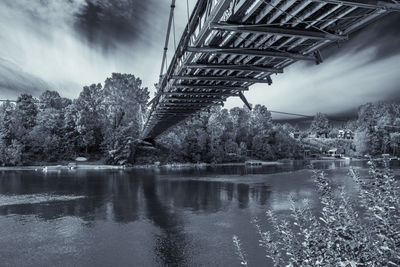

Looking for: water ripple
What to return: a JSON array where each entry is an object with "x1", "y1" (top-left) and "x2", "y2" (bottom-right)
[{"x1": 0, "y1": 194, "x2": 86, "y2": 207}]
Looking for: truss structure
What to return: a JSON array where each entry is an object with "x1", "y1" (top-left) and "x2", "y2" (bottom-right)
[{"x1": 143, "y1": 0, "x2": 400, "y2": 139}]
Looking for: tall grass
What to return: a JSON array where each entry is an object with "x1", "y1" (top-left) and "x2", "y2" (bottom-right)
[{"x1": 234, "y1": 161, "x2": 400, "y2": 266}]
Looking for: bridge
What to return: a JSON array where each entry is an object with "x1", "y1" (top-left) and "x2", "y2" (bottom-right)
[{"x1": 143, "y1": 0, "x2": 400, "y2": 140}]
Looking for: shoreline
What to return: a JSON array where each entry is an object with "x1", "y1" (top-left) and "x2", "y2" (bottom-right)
[
  {"x1": 0, "y1": 158, "x2": 367, "y2": 171},
  {"x1": 0, "y1": 164, "x2": 126, "y2": 172},
  {"x1": 0, "y1": 162, "x2": 283, "y2": 171}
]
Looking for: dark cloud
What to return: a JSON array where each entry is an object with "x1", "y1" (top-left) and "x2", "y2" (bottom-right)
[
  {"x1": 74, "y1": 0, "x2": 165, "y2": 50},
  {"x1": 322, "y1": 14, "x2": 400, "y2": 62}
]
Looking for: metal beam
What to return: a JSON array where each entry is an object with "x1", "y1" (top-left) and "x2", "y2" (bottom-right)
[
  {"x1": 160, "y1": 102, "x2": 214, "y2": 107},
  {"x1": 210, "y1": 22, "x2": 347, "y2": 41},
  {"x1": 163, "y1": 92, "x2": 237, "y2": 96},
  {"x1": 186, "y1": 63, "x2": 283, "y2": 73},
  {"x1": 156, "y1": 106, "x2": 209, "y2": 110},
  {"x1": 163, "y1": 97, "x2": 222, "y2": 102},
  {"x1": 154, "y1": 113, "x2": 189, "y2": 116},
  {"x1": 238, "y1": 92, "x2": 252, "y2": 111},
  {"x1": 312, "y1": 0, "x2": 400, "y2": 11},
  {"x1": 172, "y1": 75, "x2": 272, "y2": 83},
  {"x1": 173, "y1": 85, "x2": 248, "y2": 91},
  {"x1": 187, "y1": 47, "x2": 317, "y2": 61},
  {"x1": 165, "y1": 95, "x2": 230, "y2": 100}
]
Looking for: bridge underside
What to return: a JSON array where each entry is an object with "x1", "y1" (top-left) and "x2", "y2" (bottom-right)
[{"x1": 143, "y1": 0, "x2": 400, "y2": 139}]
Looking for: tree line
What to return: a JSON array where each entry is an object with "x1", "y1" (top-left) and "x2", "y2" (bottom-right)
[
  {"x1": 157, "y1": 105, "x2": 303, "y2": 163},
  {"x1": 0, "y1": 73, "x2": 149, "y2": 166},
  {"x1": 0, "y1": 71, "x2": 399, "y2": 166},
  {"x1": 157, "y1": 102, "x2": 400, "y2": 163}
]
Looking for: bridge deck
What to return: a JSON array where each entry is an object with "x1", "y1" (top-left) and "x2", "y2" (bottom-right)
[{"x1": 143, "y1": 0, "x2": 400, "y2": 139}]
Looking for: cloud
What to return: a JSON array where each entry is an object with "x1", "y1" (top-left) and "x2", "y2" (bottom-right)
[
  {"x1": 0, "y1": 58, "x2": 50, "y2": 99},
  {"x1": 0, "y1": 0, "x2": 180, "y2": 99}
]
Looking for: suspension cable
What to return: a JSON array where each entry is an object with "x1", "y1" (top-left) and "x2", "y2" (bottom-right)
[
  {"x1": 172, "y1": 12, "x2": 177, "y2": 51},
  {"x1": 159, "y1": 0, "x2": 176, "y2": 84},
  {"x1": 186, "y1": 0, "x2": 190, "y2": 34}
]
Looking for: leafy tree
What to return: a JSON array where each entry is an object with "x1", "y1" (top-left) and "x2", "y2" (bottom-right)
[
  {"x1": 230, "y1": 107, "x2": 250, "y2": 146},
  {"x1": 310, "y1": 112, "x2": 330, "y2": 138},
  {"x1": 272, "y1": 124, "x2": 302, "y2": 159},
  {"x1": 0, "y1": 101, "x2": 20, "y2": 166},
  {"x1": 1, "y1": 140, "x2": 23, "y2": 166},
  {"x1": 0, "y1": 101, "x2": 15, "y2": 146},
  {"x1": 390, "y1": 132, "x2": 400, "y2": 156},
  {"x1": 39, "y1": 90, "x2": 71, "y2": 110},
  {"x1": 249, "y1": 105, "x2": 274, "y2": 160},
  {"x1": 13, "y1": 94, "x2": 39, "y2": 162},
  {"x1": 15, "y1": 94, "x2": 38, "y2": 130},
  {"x1": 75, "y1": 83, "x2": 103, "y2": 154},
  {"x1": 101, "y1": 73, "x2": 149, "y2": 164},
  {"x1": 28, "y1": 91, "x2": 71, "y2": 161},
  {"x1": 63, "y1": 103, "x2": 81, "y2": 158},
  {"x1": 206, "y1": 106, "x2": 227, "y2": 163}
]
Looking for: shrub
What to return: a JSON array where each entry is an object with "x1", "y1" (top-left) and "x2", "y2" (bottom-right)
[{"x1": 234, "y1": 161, "x2": 400, "y2": 266}]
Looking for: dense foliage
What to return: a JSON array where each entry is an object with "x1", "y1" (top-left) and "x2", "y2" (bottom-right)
[
  {"x1": 0, "y1": 73, "x2": 149, "y2": 166},
  {"x1": 157, "y1": 105, "x2": 304, "y2": 163},
  {"x1": 0, "y1": 75, "x2": 399, "y2": 166},
  {"x1": 234, "y1": 161, "x2": 400, "y2": 266},
  {"x1": 354, "y1": 102, "x2": 400, "y2": 156},
  {"x1": 304, "y1": 102, "x2": 400, "y2": 157},
  {"x1": 309, "y1": 112, "x2": 330, "y2": 138}
]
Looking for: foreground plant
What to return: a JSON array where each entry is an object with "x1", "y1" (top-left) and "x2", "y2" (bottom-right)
[{"x1": 234, "y1": 161, "x2": 400, "y2": 266}]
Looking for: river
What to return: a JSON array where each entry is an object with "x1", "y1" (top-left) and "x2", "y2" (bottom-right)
[{"x1": 0, "y1": 160, "x2": 390, "y2": 266}]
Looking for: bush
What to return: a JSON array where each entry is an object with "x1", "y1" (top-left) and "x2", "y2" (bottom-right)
[{"x1": 233, "y1": 161, "x2": 400, "y2": 266}]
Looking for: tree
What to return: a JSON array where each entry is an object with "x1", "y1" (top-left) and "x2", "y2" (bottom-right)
[
  {"x1": 39, "y1": 90, "x2": 71, "y2": 110},
  {"x1": 63, "y1": 103, "x2": 81, "y2": 158},
  {"x1": 207, "y1": 107, "x2": 226, "y2": 163},
  {"x1": 101, "y1": 73, "x2": 149, "y2": 164},
  {"x1": 272, "y1": 124, "x2": 302, "y2": 159},
  {"x1": 0, "y1": 101, "x2": 15, "y2": 146},
  {"x1": 75, "y1": 83, "x2": 103, "y2": 154},
  {"x1": 0, "y1": 101, "x2": 19, "y2": 166},
  {"x1": 249, "y1": 105, "x2": 274, "y2": 160},
  {"x1": 354, "y1": 130, "x2": 369, "y2": 156},
  {"x1": 390, "y1": 132, "x2": 400, "y2": 156},
  {"x1": 28, "y1": 91, "x2": 71, "y2": 161},
  {"x1": 13, "y1": 94, "x2": 39, "y2": 162},
  {"x1": 230, "y1": 107, "x2": 250, "y2": 146},
  {"x1": 310, "y1": 112, "x2": 330, "y2": 138},
  {"x1": 15, "y1": 94, "x2": 38, "y2": 130}
]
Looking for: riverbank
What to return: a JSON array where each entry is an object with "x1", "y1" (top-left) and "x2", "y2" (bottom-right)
[
  {"x1": 132, "y1": 160, "x2": 284, "y2": 169},
  {"x1": 0, "y1": 164, "x2": 126, "y2": 172},
  {"x1": 1, "y1": 157, "x2": 394, "y2": 172},
  {"x1": 0, "y1": 160, "x2": 285, "y2": 171}
]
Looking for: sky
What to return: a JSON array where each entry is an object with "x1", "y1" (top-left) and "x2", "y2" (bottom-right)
[{"x1": 0, "y1": 0, "x2": 400, "y2": 119}]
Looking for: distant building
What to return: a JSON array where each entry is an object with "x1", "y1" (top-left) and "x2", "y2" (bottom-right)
[
  {"x1": 327, "y1": 148, "x2": 338, "y2": 157},
  {"x1": 326, "y1": 148, "x2": 346, "y2": 158},
  {"x1": 289, "y1": 131, "x2": 301, "y2": 139},
  {"x1": 338, "y1": 129, "x2": 354, "y2": 139}
]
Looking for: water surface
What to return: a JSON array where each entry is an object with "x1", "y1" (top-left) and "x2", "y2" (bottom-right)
[{"x1": 0, "y1": 160, "x2": 374, "y2": 266}]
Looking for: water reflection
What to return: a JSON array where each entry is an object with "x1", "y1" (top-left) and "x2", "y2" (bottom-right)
[
  {"x1": 0, "y1": 169, "x2": 277, "y2": 221},
  {"x1": 0, "y1": 160, "x2": 373, "y2": 266}
]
